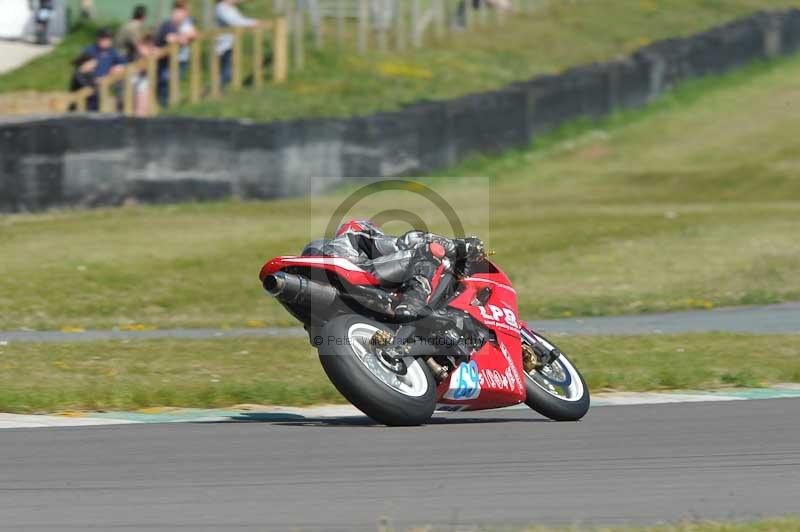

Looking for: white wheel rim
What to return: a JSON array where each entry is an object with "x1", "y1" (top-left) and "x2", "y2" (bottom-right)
[
  {"x1": 522, "y1": 331, "x2": 585, "y2": 402},
  {"x1": 347, "y1": 323, "x2": 429, "y2": 397}
]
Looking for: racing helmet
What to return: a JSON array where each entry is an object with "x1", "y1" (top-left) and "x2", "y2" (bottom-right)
[{"x1": 335, "y1": 219, "x2": 384, "y2": 238}]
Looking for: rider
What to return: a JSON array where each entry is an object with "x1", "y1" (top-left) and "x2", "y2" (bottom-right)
[{"x1": 318, "y1": 220, "x2": 484, "y2": 319}]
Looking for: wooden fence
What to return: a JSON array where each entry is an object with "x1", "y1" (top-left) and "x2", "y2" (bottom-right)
[
  {"x1": 68, "y1": 17, "x2": 288, "y2": 115},
  {"x1": 3, "y1": 2, "x2": 547, "y2": 116}
]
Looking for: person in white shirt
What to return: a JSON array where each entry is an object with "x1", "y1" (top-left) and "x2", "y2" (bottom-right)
[
  {"x1": 215, "y1": 0, "x2": 257, "y2": 87},
  {"x1": 178, "y1": 14, "x2": 198, "y2": 77}
]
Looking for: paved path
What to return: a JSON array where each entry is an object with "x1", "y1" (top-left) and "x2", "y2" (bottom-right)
[
  {"x1": 529, "y1": 302, "x2": 800, "y2": 335},
  {"x1": 0, "y1": 40, "x2": 51, "y2": 74},
  {"x1": 2, "y1": 398, "x2": 799, "y2": 531},
  {"x1": 2, "y1": 303, "x2": 798, "y2": 344}
]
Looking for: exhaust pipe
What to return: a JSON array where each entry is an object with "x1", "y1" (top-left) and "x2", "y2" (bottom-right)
[
  {"x1": 262, "y1": 273, "x2": 286, "y2": 295},
  {"x1": 264, "y1": 271, "x2": 396, "y2": 318},
  {"x1": 263, "y1": 272, "x2": 338, "y2": 308}
]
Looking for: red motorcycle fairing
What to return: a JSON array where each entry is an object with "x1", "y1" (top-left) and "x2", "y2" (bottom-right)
[
  {"x1": 259, "y1": 256, "x2": 381, "y2": 286},
  {"x1": 261, "y1": 255, "x2": 527, "y2": 411},
  {"x1": 435, "y1": 267, "x2": 527, "y2": 411}
]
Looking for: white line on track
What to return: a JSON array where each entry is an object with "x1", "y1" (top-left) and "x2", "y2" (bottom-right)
[{"x1": 3, "y1": 387, "x2": 800, "y2": 429}]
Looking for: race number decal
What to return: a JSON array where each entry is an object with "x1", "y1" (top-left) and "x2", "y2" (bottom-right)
[{"x1": 444, "y1": 361, "x2": 481, "y2": 401}]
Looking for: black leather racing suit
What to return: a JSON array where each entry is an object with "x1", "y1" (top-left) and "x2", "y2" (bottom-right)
[{"x1": 309, "y1": 228, "x2": 469, "y2": 317}]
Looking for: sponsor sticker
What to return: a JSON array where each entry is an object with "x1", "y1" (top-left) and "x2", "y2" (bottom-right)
[
  {"x1": 499, "y1": 343, "x2": 524, "y2": 393},
  {"x1": 478, "y1": 304, "x2": 519, "y2": 333},
  {"x1": 478, "y1": 367, "x2": 520, "y2": 392}
]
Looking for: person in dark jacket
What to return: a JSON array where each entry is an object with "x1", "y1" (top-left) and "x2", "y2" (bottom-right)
[
  {"x1": 321, "y1": 220, "x2": 485, "y2": 319},
  {"x1": 69, "y1": 52, "x2": 98, "y2": 111},
  {"x1": 82, "y1": 27, "x2": 127, "y2": 80}
]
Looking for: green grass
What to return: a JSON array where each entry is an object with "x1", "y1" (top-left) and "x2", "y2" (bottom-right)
[
  {"x1": 2, "y1": 51, "x2": 800, "y2": 331},
  {"x1": 0, "y1": 1, "x2": 274, "y2": 95},
  {"x1": 565, "y1": 334, "x2": 800, "y2": 392},
  {"x1": 0, "y1": 22, "x2": 101, "y2": 94},
  {"x1": 1, "y1": 0, "x2": 798, "y2": 123},
  {"x1": 0, "y1": 333, "x2": 797, "y2": 413},
  {"x1": 169, "y1": 0, "x2": 800, "y2": 121},
  {"x1": 0, "y1": 336, "x2": 338, "y2": 413},
  {"x1": 477, "y1": 516, "x2": 800, "y2": 532}
]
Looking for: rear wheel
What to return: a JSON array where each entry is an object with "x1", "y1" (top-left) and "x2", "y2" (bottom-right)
[
  {"x1": 521, "y1": 329, "x2": 590, "y2": 421},
  {"x1": 318, "y1": 315, "x2": 437, "y2": 426}
]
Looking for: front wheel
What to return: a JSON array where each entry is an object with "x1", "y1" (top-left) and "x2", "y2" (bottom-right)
[
  {"x1": 318, "y1": 315, "x2": 437, "y2": 426},
  {"x1": 521, "y1": 329, "x2": 590, "y2": 421}
]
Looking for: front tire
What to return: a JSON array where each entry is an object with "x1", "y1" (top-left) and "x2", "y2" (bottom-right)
[
  {"x1": 522, "y1": 329, "x2": 590, "y2": 421},
  {"x1": 318, "y1": 315, "x2": 437, "y2": 426}
]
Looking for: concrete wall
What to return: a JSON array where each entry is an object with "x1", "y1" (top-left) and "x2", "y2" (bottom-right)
[{"x1": 2, "y1": 9, "x2": 800, "y2": 212}]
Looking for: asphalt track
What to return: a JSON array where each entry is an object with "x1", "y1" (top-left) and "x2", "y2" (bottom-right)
[
  {"x1": 2, "y1": 398, "x2": 799, "y2": 531},
  {"x1": 2, "y1": 302, "x2": 799, "y2": 343}
]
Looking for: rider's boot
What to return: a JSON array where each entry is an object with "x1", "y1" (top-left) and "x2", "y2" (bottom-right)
[{"x1": 394, "y1": 276, "x2": 432, "y2": 320}]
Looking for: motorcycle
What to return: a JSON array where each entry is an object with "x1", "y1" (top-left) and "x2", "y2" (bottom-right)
[{"x1": 259, "y1": 240, "x2": 590, "y2": 426}]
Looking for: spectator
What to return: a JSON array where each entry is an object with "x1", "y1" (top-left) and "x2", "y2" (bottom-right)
[
  {"x1": 177, "y1": 3, "x2": 198, "y2": 78},
  {"x1": 83, "y1": 27, "x2": 127, "y2": 80},
  {"x1": 215, "y1": 0, "x2": 257, "y2": 88},
  {"x1": 457, "y1": 0, "x2": 481, "y2": 28},
  {"x1": 34, "y1": 0, "x2": 55, "y2": 45},
  {"x1": 457, "y1": 0, "x2": 511, "y2": 27},
  {"x1": 69, "y1": 52, "x2": 98, "y2": 111},
  {"x1": 131, "y1": 34, "x2": 157, "y2": 117},
  {"x1": 115, "y1": 4, "x2": 148, "y2": 62},
  {"x1": 155, "y1": 1, "x2": 192, "y2": 107},
  {"x1": 79, "y1": 0, "x2": 94, "y2": 20}
]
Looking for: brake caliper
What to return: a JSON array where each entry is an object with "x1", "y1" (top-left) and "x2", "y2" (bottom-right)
[
  {"x1": 523, "y1": 341, "x2": 560, "y2": 371},
  {"x1": 522, "y1": 342, "x2": 538, "y2": 373}
]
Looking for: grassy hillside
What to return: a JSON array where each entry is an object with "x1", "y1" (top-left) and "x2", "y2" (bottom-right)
[
  {"x1": 171, "y1": 0, "x2": 800, "y2": 121},
  {"x1": 0, "y1": 0, "x2": 797, "y2": 122},
  {"x1": 0, "y1": 22, "x2": 99, "y2": 95},
  {"x1": 489, "y1": 518, "x2": 800, "y2": 532},
  {"x1": 1, "y1": 53, "x2": 799, "y2": 332}
]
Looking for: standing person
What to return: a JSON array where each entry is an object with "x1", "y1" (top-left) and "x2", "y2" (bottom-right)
[
  {"x1": 115, "y1": 5, "x2": 148, "y2": 62},
  {"x1": 215, "y1": 0, "x2": 257, "y2": 88},
  {"x1": 456, "y1": 0, "x2": 482, "y2": 29},
  {"x1": 79, "y1": 0, "x2": 93, "y2": 19},
  {"x1": 154, "y1": 1, "x2": 191, "y2": 107},
  {"x1": 456, "y1": 0, "x2": 510, "y2": 27},
  {"x1": 177, "y1": 4, "x2": 198, "y2": 78},
  {"x1": 34, "y1": 0, "x2": 54, "y2": 45}
]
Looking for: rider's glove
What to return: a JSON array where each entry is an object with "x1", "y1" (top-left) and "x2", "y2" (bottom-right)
[{"x1": 456, "y1": 237, "x2": 485, "y2": 262}]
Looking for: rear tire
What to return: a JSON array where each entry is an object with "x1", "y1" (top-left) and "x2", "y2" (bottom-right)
[{"x1": 318, "y1": 315, "x2": 437, "y2": 426}]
